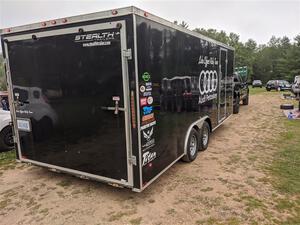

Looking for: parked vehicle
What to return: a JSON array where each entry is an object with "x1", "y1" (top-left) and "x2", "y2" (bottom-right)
[
  {"x1": 252, "y1": 80, "x2": 262, "y2": 88},
  {"x1": 0, "y1": 110, "x2": 14, "y2": 151},
  {"x1": 0, "y1": 91, "x2": 9, "y2": 111},
  {"x1": 266, "y1": 80, "x2": 291, "y2": 91},
  {"x1": 233, "y1": 73, "x2": 249, "y2": 114},
  {"x1": 0, "y1": 6, "x2": 235, "y2": 192},
  {"x1": 291, "y1": 75, "x2": 300, "y2": 98}
]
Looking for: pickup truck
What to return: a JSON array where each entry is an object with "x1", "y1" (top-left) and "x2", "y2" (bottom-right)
[{"x1": 233, "y1": 73, "x2": 249, "y2": 114}]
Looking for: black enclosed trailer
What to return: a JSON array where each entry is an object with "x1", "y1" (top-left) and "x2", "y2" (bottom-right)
[{"x1": 1, "y1": 6, "x2": 234, "y2": 192}]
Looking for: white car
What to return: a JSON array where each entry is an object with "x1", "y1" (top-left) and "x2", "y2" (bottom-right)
[{"x1": 0, "y1": 109, "x2": 14, "y2": 151}]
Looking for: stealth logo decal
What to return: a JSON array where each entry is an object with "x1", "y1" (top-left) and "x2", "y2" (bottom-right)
[
  {"x1": 74, "y1": 31, "x2": 120, "y2": 48},
  {"x1": 74, "y1": 31, "x2": 119, "y2": 42}
]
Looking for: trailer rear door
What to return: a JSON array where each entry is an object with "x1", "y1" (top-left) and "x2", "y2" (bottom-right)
[{"x1": 4, "y1": 21, "x2": 133, "y2": 186}]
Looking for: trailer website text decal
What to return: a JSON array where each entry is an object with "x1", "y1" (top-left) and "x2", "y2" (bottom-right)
[{"x1": 82, "y1": 41, "x2": 111, "y2": 47}]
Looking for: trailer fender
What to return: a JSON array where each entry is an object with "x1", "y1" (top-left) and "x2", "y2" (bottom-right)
[{"x1": 183, "y1": 116, "x2": 210, "y2": 155}]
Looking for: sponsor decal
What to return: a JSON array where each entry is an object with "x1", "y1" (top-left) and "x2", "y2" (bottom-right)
[
  {"x1": 140, "y1": 85, "x2": 146, "y2": 93},
  {"x1": 143, "y1": 127, "x2": 153, "y2": 141},
  {"x1": 141, "y1": 120, "x2": 156, "y2": 151},
  {"x1": 142, "y1": 106, "x2": 153, "y2": 115},
  {"x1": 141, "y1": 117, "x2": 155, "y2": 125},
  {"x1": 145, "y1": 82, "x2": 152, "y2": 86},
  {"x1": 142, "y1": 139, "x2": 155, "y2": 151},
  {"x1": 147, "y1": 96, "x2": 153, "y2": 105},
  {"x1": 142, "y1": 151, "x2": 157, "y2": 166},
  {"x1": 142, "y1": 72, "x2": 151, "y2": 82},
  {"x1": 142, "y1": 91, "x2": 152, "y2": 97},
  {"x1": 140, "y1": 97, "x2": 147, "y2": 106},
  {"x1": 198, "y1": 70, "x2": 218, "y2": 104},
  {"x1": 141, "y1": 120, "x2": 156, "y2": 130},
  {"x1": 142, "y1": 113, "x2": 154, "y2": 122},
  {"x1": 145, "y1": 86, "x2": 152, "y2": 92}
]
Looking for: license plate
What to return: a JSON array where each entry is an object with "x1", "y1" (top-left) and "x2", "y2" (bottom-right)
[{"x1": 17, "y1": 119, "x2": 31, "y2": 132}]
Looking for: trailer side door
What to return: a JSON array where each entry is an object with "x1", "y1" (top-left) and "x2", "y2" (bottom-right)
[{"x1": 218, "y1": 48, "x2": 228, "y2": 122}]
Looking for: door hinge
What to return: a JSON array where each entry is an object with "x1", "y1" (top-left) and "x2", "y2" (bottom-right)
[
  {"x1": 128, "y1": 155, "x2": 137, "y2": 165},
  {"x1": 3, "y1": 58, "x2": 7, "y2": 66},
  {"x1": 13, "y1": 136, "x2": 17, "y2": 143},
  {"x1": 123, "y1": 49, "x2": 132, "y2": 60}
]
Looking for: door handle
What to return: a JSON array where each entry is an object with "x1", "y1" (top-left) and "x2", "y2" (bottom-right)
[
  {"x1": 101, "y1": 106, "x2": 125, "y2": 112},
  {"x1": 101, "y1": 96, "x2": 124, "y2": 115}
]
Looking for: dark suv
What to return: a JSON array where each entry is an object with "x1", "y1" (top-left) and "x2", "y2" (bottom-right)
[
  {"x1": 233, "y1": 73, "x2": 249, "y2": 114},
  {"x1": 266, "y1": 80, "x2": 291, "y2": 91}
]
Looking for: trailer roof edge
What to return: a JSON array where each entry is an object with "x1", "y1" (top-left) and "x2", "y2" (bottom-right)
[
  {"x1": 0, "y1": 6, "x2": 134, "y2": 36},
  {"x1": 0, "y1": 5, "x2": 234, "y2": 51},
  {"x1": 131, "y1": 6, "x2": 234, "y2": 51}
]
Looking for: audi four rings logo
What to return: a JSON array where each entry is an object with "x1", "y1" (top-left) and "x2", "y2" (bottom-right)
[{"x1": 199, "y1": 70, "x2": 218, "y2": 95}]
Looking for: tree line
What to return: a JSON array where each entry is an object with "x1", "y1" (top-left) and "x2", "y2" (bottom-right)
[
  {"x1": 0, "y1": 55, "x2": 6, "y2": 90},
  {"x1": 0, "y1": 25, "x2": 299, "y2": 89}
]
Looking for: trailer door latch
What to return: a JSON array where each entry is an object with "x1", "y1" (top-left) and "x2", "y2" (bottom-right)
[
  {"x1": 128, "y1": 155, "x2": 137, "y2": 165},
  {"x1": 123, "y1": 49, "x2": 132, "y2": 60}
]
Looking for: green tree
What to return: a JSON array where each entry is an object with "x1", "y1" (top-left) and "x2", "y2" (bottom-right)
[{"x1": 0, "y1": 54, "x2": 7, "y2": 90}]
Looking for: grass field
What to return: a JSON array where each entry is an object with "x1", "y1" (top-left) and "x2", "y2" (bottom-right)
[
  {"x1": 268, "y1": 118, "x2": 300, "y2": 224},
  {"x1": 0, "y1": 150, "x2": 15, "y2": 167},
  {"x1": 249, "y1": 86, "x2": 267, "y2": 95}
]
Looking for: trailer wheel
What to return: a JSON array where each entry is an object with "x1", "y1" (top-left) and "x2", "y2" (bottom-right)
[
  {"x1": 0, "y1": 126, "x2": 14, "y2": 152},
  {"x1": 233, "y1": 96, "x2": 240, "y2": 114},
  {"x1": 182, "y1": 128, "x2": 199, "y2": 162},
  {"x1": 243, "y1": 94, "x2": 249, "y2": 105},
  {"x1": 199, "y1": 121, "x2": 210, "y2": 151}
]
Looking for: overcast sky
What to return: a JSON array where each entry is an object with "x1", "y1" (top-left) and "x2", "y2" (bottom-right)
[{"x1": 0, "y1": 0, "x2": 299, "y2": 46}]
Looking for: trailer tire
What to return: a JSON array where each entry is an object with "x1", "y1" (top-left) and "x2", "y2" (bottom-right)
[
  {"x1": 233, "y1": 96, "x2": 240, "y2": 114},
  {"x1": 199, "y1": 121, "x2": 210, "y2": 151},
  {"x1": 243, "y1": 95, "x2": 249, "y2": 105},
  {"x1": 182, "y1": 128, "x2": 199, "y2": 162},
  {"x1": 0, "y1": 126, "x2": 14, "y2": 152}
]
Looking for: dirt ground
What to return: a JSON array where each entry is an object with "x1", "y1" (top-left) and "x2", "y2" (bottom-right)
[{"x1": 0, "y1": 92, "x2": 292, "y2": 225}]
